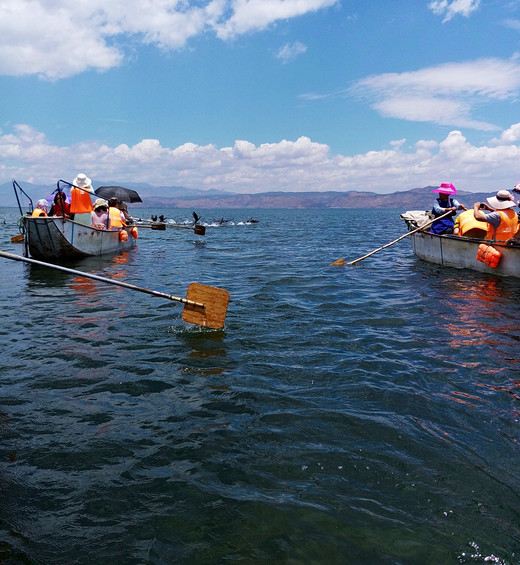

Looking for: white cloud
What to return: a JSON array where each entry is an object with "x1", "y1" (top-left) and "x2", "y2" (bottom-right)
[
  {"x1": 2, "y1": 123, "x2": 520, "y2": 194},
  {"x1": 276, "y1": 41, "x2": 307, "y2": 63},
  {"x1": 428, "y1": 0, "x2": 480, "y2": 23},
  {"x1": 215, "y1": 0, "x2": 338, "y2": 39},
  {"x1": 349, "y1": 57, "x2": 520, "y2": 131},
  {"x1": 489, "y1": 123, "x2": 520, "y2": 145},
  {"x1": 0, "y1": 0, "x2": 338, "y2": 79},
  {"x1": 0, "y1": 0, "x2": 123, "y2": 79}
]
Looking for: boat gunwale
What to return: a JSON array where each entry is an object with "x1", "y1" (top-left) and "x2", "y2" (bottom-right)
[
  {"x1": 407, "y1": 228, "x2": 520, "y2": 278},
  {"x1": 23, "y1": 214, "x2": 136, "y2": 260}
]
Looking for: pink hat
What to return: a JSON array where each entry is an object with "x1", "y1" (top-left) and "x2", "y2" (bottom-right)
[{"x1": 432, "y1": 182, "x2": 456, "y2": 195}]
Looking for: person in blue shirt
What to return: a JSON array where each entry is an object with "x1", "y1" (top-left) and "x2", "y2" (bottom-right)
[{"x1": 430, "y1": 183, "x2": 467, "y2": 234}]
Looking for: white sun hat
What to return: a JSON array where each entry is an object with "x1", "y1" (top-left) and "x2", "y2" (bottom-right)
[
  {"x1": 486, "y1": 190, "x2": 516, "y2": 210},
  {"x1": 72, "y1": 173, "x2": 93, "y2": 192}
]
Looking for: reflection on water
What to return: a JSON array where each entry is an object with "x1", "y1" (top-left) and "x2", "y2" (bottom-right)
[
  {"x1": 441, "y1": 276, "x2": 515, "y2": 348},
  {"x1": 178, "y1": 329, "x2": 229, "y2": 373},
  {"x1": 426, "y1": 273, "x2": 520, "y2": 425}
]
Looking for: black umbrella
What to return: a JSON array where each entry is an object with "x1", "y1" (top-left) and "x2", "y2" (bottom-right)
[{"x1": 95, "y1": 186, "x2": 143, "y2": 203}]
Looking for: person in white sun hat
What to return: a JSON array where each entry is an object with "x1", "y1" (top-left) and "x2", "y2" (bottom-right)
[
  {"x1": 473, "y1": 189, "x2": 518, "y2": 242},
  {"x1": 72, "y1": 173, "x2": 92, "y2": 189},
  {"x1": 70, "y1": 173, "x2": 94, "y2": 225}
]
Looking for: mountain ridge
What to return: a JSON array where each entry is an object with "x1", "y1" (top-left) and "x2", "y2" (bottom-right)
[{"x1": 0, "y1": 181, "x2": 498, "y2": 210}]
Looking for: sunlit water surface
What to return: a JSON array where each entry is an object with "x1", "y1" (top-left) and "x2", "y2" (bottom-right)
[{"x1": 0, "y1": 207, "x2": 519, "y2": 564}]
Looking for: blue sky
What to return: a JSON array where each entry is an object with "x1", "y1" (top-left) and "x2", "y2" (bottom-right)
[{"x1": 2, "y1": 0, "x2": 520, "y2": 194}]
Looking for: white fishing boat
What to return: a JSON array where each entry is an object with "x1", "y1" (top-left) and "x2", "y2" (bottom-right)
[
  {"x1": 14, "y1": 179, "x2": 138, "y2": 260},
  {"x1": 401, "y1": 210, "x2": 520, "y2": 278},
  {"x1": 23, "y1": 215, "x2": 137, "y2": 260}
]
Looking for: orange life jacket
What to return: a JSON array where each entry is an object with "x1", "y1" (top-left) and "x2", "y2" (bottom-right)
[
  {"x1": 70, "y1": 187, "x2": 93, "y2": 214},
  {"x1": 457, "y1": 210, "x2": 487, "y2": 238},
  {"x1": 486, "y1": 209, "x2": 518, "y2": 241},
  {"x1": 108, "y1": 207, "x2": 124, "y2": 230},
  {"x1": 31, "y1": 209, "x2": 47, "y2": 217},
  {"x1": 476, "y1": 244, "x2": 502, "y2": 268}
]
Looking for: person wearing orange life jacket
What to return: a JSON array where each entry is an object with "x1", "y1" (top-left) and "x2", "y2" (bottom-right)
[
  {"x1": 453, "y1": 209, "x2": 487, "y2": 239},
  {"x1": 473, "y1": 190, "x2": 518, "y2": 242},
  {"x1": 31, "y1": 199, "x2": 49, "y2": 217},
  {"x1": 107, "y1": 197, "x2": 126, "y2": 230},
  {"x1": 70, "y1": 173, "x2": 94, "y2": 225}
]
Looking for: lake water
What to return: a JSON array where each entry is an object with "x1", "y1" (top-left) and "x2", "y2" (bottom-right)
[{"x1": 0, "y1": 206, "x2": 519, "y2": 564}]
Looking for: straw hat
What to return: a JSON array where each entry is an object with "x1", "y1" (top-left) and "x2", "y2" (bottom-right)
[
  {"x1": 486, "y1": 190, "x2": 516, "y2": 210},
  {"x1": 432, "y1": 182, "x2": 456, "y2": 195},
  {"x1": 93, "y1": 198, "x2": 108, "y2": 210}
]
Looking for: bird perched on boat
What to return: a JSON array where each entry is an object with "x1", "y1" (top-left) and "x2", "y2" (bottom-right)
[
  {"x1": 159, "y1": 215, "x2": 165, "y2": 222},
  {"x1": 193, "y1": 211, "x2": 201, "y2": 224},
  {"x1": 151, "y1": 215, "x2": 157, "y2": 222}
]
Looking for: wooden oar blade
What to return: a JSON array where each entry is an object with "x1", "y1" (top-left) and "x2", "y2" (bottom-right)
[
  {"x1": 194, "y1": 225, "x2": 206, "y2": 236},
  {"x1": 330, "y1": 258, "x2": 345, "y2": 266},
  {"x1": 182, "y1": 282, "x2": 230, "y2": 329}
]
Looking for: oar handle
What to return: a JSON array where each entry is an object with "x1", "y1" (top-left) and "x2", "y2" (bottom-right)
[{"x1": 0, "y1": 250, "x2": 205, "y2": 308}]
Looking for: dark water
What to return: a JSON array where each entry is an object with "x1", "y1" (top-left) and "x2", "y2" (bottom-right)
[{"x1": 0, "y1": 207, "x2": 519, "y2": 564}]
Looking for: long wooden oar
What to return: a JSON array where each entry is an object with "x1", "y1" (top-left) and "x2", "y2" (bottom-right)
[
  {"x1": 330, "y1": 210, "x2": 453, "y2": 266},
  {"x1": 133, "y1": 218, "x2": 205, "y2": 235},
  {"x1": 0, "y1": 251, "x2": 229, "y2": 329}
]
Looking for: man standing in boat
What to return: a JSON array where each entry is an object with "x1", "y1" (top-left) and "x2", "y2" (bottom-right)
[
  {"x1": 472, "y1": 190, "x2": 518, "y2": 242},
  {"x1": 70, "y1": 173, "x2": 94, "y2": 225}
]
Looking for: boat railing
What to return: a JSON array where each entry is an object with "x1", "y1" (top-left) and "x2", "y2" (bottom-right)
[{"x1": 13, "y1": 180, "x2": 34, "y2": 217}]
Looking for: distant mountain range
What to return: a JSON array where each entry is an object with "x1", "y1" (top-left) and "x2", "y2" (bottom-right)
[{"x1": 1, "y1": 180, "x2": 495, "y2": 210}]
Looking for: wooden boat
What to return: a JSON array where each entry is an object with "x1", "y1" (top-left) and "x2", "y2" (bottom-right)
[
  {"x1": 14, "y1": 179, "x2": 137, "y2": 260},
  {"x1": 402, "y1": 210, "x2": 520, "y2": 278},
  {"x1": 23, "y1": 215, "x2": 137, "y2": 260}
]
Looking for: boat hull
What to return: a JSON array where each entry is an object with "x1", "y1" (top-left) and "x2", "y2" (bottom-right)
[
  {"x1": 409, "y1": 231, "x2": 520, "y2": 278},
  {"x1": 23, "y1": 216, "x2": 137, "y2": 260}
]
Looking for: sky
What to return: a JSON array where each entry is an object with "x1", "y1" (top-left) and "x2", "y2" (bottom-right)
[{"x1": 2, "y1": 0, "x2": 520, "y2": 194}]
